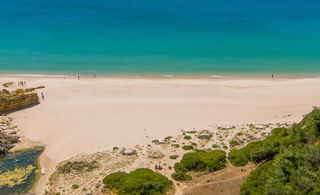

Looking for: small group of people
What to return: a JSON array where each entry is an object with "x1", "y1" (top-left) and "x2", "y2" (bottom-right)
[
  {"x1": 155, "y1": 164, "x2": 163, "y2": 171},
  {"x1": 18, "y1": 81, "x2": 27, "y2": 86}
]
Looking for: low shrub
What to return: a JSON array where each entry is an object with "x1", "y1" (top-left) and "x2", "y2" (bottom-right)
[
  {"x1": 172, "y1": 144, "x2": 180, "y2": 148},
  {"x1": 228, "y1": 149, "x2": 248, "y2": 167},
  {"x1": 103, "y1": 169, "x2": 173, "y2": 195},
  {"x1": 171, "y1": 171, "x2": 192, "y2": 181},
  {"x1": 229, "y1": 140, "x2": 239, "y2": 147},
  {"x1": 172, "y1": 150, "x2": 226, "y2": 181},
  {"x1": 191, "y1": 142, "x2": 197, "y2": 147},
  {"x1": 212, "y1": 144, "x2": 219, "y2": 148},
  {"x1": 72, "y1": 184, "x2": 79, "y2": 189},
  {"x1": 182, "y1": 145, "x2": 194, "y2": 150},
  {"x1": 152, "y1": 139, "x2": 160, "y2": 144},
  {"x1": 184, "y1": 136, "x2": 192, "y2": 140},
  {"x1": 236, "y1": 132, "x2": 244, "y2": 136},
  {"x1": 58, "y1": 160, "x2": 98, "y2": 174},
  {"x1": 164, "y1": 136, "x2": 173, "y2": 141},
  {"x1": 169, "y1": 155, "x2": 179, "y2": 160}
]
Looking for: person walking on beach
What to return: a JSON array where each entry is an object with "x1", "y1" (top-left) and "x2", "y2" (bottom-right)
[
  {"x1": 272, "y1": 74, "x2": 274, "y2": 79},
  {"x1": 94, "y1": 74, "x2": 96, "y2": 78},
  {"x1": 78, "y1": 76, "x2": 80, "y2": 80},
  {"x1": 41, "y1": 92, "x2": 45, "y2": 100}
]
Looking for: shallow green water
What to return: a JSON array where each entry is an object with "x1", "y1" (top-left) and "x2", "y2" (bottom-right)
[{"x1": 0, "y1": 147, "x2": 44, "y2": 195}]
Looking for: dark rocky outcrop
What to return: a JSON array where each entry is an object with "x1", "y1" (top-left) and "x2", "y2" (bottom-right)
[
  {"x1": 0, "y1": 131, "x2": 19, "y2": 157},
  {"x1": 3, "y1": 82, "x2": 14, "y2": 88},
  {"x1": 0, "y1": 88, "x2": 39, "y2": 114}
]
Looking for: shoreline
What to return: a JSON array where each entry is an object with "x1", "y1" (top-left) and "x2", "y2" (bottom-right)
[{"x1": 1, "y1": 72, "x2": 320, "y2": 80}]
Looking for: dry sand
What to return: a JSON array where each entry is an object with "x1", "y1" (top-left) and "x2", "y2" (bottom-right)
[{"x1": 1, "y1": 76, "x2": 320, "y2": 192}]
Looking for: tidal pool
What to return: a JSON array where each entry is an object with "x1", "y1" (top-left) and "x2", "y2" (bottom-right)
[{"x1": 0, "y1": 147, "x2": 44, "y2": 195}]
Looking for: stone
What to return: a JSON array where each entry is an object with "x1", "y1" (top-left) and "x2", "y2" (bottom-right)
[
  {"x1": 9, "y1": 130, "x2": 17, "y2": 135},
  {"x1": 120, "y1": 148, "x2": 136, "y2": 156},
  {"x1": 147, "y1": 148, "x2": 164, "y2": 159},
  {"x1": 0, "y1": 88, "x2": 39, "y2": 114},
  {"x1": 197, "y1": 130, "x2": 213, "y2": 139},
  {"x1": 3, "y1": 82, "x2": 14, "y2": 88}
]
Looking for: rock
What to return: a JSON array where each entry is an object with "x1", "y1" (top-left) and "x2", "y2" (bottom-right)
[
  {"x1": 254, "y1": 124, "x2": 265, "y2": 129},
  {"x1": 3, "y1": 82, "x2": 14, "y2": 88},
  {"x1": 120, "y1": 148, "x2": 136, "y2": 156},
  {"x1": 9, "y1": 130, "x2": 17, "y2": 135},
  {"x1": 37, "y1": 85, "x2": 45, "y2": 89},
  {"x1": 0, "y1": 132, "x2": 20, "y2": 157},
  {"x1": 218, "y1": 125, "x2": 234, "y2": 130},
  {"x1": 197, "y1": 130, "x2": 213, "y2": 139},
  {"x1": 147, "y1": 148, "x2": 164, "y2": 159},
  {"x1": 42, "y1": 167, "x2": 46, "y2": 175},
  {"x1": 0, "y1": 88, "x2": 39, "y2": 114}
]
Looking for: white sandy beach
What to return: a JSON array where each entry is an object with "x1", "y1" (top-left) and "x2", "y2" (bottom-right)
[{"x1": 1, "y1": 76, "x2": 320, "y2": 192}]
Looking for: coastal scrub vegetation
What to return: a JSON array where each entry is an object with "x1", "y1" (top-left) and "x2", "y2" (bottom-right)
[
  {"x1": 169, "y1": 155, "x2": 179, "y2": 160},
  {"x1": 71, "y1": 184, "x2": 79, "y2": 189},
  {"x1": 228, "y1": 149, "x2": 248, "y2": 167},
  {"x1": 103, "y1": 169, "x2": 173, "y2": 195},
  {"x1": 182, "y1": 145, "x2": 194, "y2": 150},
  {"x1": 172, "y1": 150, "x2": 226, "y2": 181},
  {"x1": 57, "y1": 160, "x2": 99, "y2": 174},
  {"x1": 240, "y1": 107, "x2": 320, "y2": 195}
]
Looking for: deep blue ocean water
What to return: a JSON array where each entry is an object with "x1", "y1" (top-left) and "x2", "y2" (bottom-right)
[{"x1": 0, "y1": 0, "x2": 320, "y2": 76}]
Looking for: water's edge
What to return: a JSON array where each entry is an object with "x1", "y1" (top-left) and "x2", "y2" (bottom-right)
[{"x1": 1, "y1": 71, "x2": 319, "y2": 79}]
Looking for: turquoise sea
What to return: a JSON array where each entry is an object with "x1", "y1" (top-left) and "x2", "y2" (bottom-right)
[{"x1": 0, "y1": 0, "x2": 320, "y2": 77}]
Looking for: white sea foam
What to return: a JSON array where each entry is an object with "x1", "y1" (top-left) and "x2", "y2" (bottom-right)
[
  {"x1": 0, "y1": 73, "x2": 68, "y2": 78},
  {"x1": 209, "y1": 75, "x2": 223, "y2": 78}
]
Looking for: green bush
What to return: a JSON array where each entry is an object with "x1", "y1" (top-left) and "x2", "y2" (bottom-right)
[
  {"x1": 223, "y1": 145, "x2": 228, "y2": 150},
  {"x1": 103, "y1": 172, "x2": 128, "y2": 190},
  {"x1": 236, "y1": 132, "x2": 244, "y2": 136},
  {"x1": 172, "y1": 150, "x2": 226, "y2": 181},
  {"x1": 240, "y1": 108, "x2": 320, "y2": 194},
  {"x1": 228, "y1": 149, "x2": 248, "y2": 167},
  {"x1": 103, "y1": 169, "x2": 173, "y2": 195},
  {"x1": 184, "y1": 135, "x2": 192, "y2": 140},
  {"x1": 172, "y1": 144, "x2": 180, "y2": 148},
  {"x1": 242, "y1": 128, "x2": 287, "y2": 164},
  {"x1": 212, "y1": 144, "x2": 219, "y2": 148},
  {"x1": 191, "y1": 142, "x2": 197, "y2": 147},
  {"x1": 164, "y1": 136, "x2": 173, "y2": 141},
  {"x1": 229, "y1": 140, "x2": 239, "y2": 147},
  {"x1": 171, "y1": 171, "x2": 192, "y2": 181},
  {"x1": 182, "y1": 145, "x2": 194, "y2": 150},
  {"x1": 169, "y1": 155, "x2": 179, "y2": 160},
  {"x1": 72, "y1": 184, "x2": 79, "y2": 189},
  {"x1": 152, "y1": 139, "x2": 159, "y2": 144}
]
